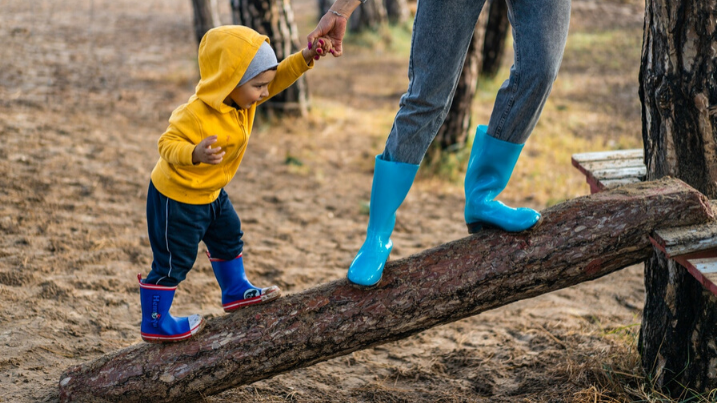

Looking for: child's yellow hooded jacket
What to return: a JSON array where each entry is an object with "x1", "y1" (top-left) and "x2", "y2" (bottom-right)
[{"x1": 150, "y1": 26, "x2": 313, "y2": 204}]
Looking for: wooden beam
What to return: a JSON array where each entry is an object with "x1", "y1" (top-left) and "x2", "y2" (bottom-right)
[
  {"x1": 58, "y1": 178, "x2": 714, "y2": 403},
  {"x1": 652, "y1": 201, "x2": 717, "y2": 257},
  {"x1": 571, "y1": 149, "x2": 645, "y2": 193}
]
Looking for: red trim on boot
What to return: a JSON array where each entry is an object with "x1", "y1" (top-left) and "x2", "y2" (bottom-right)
[
  {"x1": 206, "y1": 252, "x2": 242, "y2": 262},
  {"x1": 222, "y1": 286, "x2": 280, "y2": 312},
  {"x1": 141, "y1": 320, "x2": 203, "y2": 342},
  {"x1": 137, "y1": 273, "x2": 177, "y2": 290}
]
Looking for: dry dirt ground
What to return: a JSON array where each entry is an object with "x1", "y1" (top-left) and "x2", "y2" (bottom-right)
[{"x1": 0, "y1": 0, "x2": 651, "y2": 401}]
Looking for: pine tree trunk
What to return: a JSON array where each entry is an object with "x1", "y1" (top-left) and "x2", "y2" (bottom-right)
[
  {"x1": 58, "y1": 179, "x2": 713, "y2": 402},
  {"x1": 428, "y1": 9, "x2": 489, "y2": 161},
  {"x1": 191, "y1": 0, "x2": 221, "y2": 46},
  {"x1": 231, "y1": 0, "x2": 309, "y2": 116},
  {"x1": 384, "y1": 0, "x2": 409, "y2": 25},
  {"x1": 639, "y1": 0, "x2": 717, "y2": 395},
  {"x1": 317, "y1": 0, "x2": 332, "y2": 16},
  {"x1": 481, "y1": 0, "x2": 509, "y2": 79},
  {"x1": 349, "y1": 0, "x2": 387, "y2": 32}
]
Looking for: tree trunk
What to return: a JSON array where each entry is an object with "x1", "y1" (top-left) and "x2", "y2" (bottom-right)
[
  {"x1": 191, "y1": 0, "x2": 221, "y2": 46},
  {"x1": 384, "y1": 0, "x2": 409, "y2": 25},
  {"x1": 318, "y1": 0, "x2": 332, "y2": 16},
  {"x1": 639, "y1": 0, "x2": 717, "y2": 396},
  {"x1": 231, "y1": 0, "x2": 309, "y2": 116},
  {"x1": 348, "y1": 0, "x2": 387, "y2": 32},
  {"x1": 481, "y1": 0, "x2": 509, "y2": 79},
  {"x1": 58, "y1": 179, "x2": 714, "y2": 403},
  {"x1": 428, "y1": 9, "x2": 489, "y2": 162}
]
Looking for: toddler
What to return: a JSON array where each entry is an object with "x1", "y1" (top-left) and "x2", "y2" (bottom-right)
[{"x1": 138, "y1": 25, "x2": 331, "y2": 343}]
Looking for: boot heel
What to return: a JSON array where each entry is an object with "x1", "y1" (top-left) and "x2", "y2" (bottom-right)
[{"x1": 466, "y1": 221, "x2": 483, "y2": 233}]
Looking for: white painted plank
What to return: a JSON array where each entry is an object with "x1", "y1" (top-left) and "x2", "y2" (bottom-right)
[
  {"x1": 654, "y1": 219, "x2": 717, "y2": 257},
  {"x1": 592, "y1": 166, "x2": 647, "y2": 180},
  {"x1": 580, "y1": 158, "x2": 645, "y2": 171},
  {"x1": 572, "y1": 149, "x2": 643, "y2": 163},
  {"x1": 689, "y1": 258, "x2": 717, "y2": 274}
]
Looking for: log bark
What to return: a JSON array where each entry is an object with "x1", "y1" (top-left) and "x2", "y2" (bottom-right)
[
  {"x1": 480, "y1": 0, "x2": 509, "y2": 79},
  {"x1": 639, "y1": 0, "x2": 717, "y2": 395},
  {"x1": 231, "y1": 0, "x2": 309, "y2": 116},
  {"x1": 58, "y1": 178, "x2": 713, "y2": 402}
]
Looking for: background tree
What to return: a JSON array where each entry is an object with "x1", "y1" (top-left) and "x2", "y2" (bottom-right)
[
  {"x1": 384, "y1": 0, "x2": 409, "y2": 26},
  {"x1": 231, "y1": 0, "x2": 309, "y2": 116},
  {"x1": 191, "y1": 0, "x2": 221, "y2": 46},
  {"x1": 480, "y1": 0, "x2": 509, "y2": 79},
  {"x1": 347, "y1": 0, "x2": 387, "y2": 32},
  {"x1": 639, "y1": 0, "x2": 717, "y2": 396}
]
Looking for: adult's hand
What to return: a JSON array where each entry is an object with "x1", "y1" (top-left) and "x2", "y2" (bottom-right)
[{"x1": 307, "y1": 0, "x2": 362, "y2": 57}]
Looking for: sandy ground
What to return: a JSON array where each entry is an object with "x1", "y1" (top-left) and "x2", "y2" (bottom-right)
[{"x1": 0, "y1": 0, "x2": 648, "y2": 401}]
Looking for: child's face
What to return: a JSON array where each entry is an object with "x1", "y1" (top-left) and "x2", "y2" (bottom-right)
[{"x1": 227, "y1": 69, "x2": 277, "y2": 109}]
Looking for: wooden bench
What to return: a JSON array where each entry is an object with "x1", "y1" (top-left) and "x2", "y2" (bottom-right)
[
  {"x1": 571, "y1": 149, "x2": 645, "y2": 194},
  {"x1": 571, "y1": 149, "x2": 717, "y2": 295}
]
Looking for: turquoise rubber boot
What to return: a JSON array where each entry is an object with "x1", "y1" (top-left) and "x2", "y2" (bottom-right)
[
  {"x1": 347, "y1": 155, "x2": 419, "y2": 287},
  {"x1": 464, "y1": 125, "x2": 542, "y2": 233},
  {"x1": 138, "y1": 274, "x2": 205, "y2": 343}
]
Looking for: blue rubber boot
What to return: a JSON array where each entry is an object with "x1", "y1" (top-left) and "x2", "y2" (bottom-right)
[
  {"x1": 464, "y1": 125, "x2": 542, "y2": 233},
  {"x1": 347, "y1": 155, "x2": 419, "y2": 287},
  {"x1": 138, "y1": 274, "x2": 205, "y2": 343},
  {"x1": 208, "y1": 253, "x2": 281, "y2": 312}
]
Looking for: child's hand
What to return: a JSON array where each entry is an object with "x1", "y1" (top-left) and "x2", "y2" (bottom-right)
[
  {"x1": 192, "y1": 136, "x2": 225, "y2": 165},
  {"x1": 302, "y1": 37, "x2": 334, "y2": 64}
]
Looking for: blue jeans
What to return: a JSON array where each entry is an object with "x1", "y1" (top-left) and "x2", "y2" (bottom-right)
[
  {"x1": 382, "y1": 0, "x2": 571, "y2": 164},
  {"x1": 145, "y1": 181, "x2": 244, "y2": 287}
]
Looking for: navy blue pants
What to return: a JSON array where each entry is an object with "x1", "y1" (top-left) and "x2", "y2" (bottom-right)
[{"x1": 145, "y1": 181, "x2": 244, "y2": 287}]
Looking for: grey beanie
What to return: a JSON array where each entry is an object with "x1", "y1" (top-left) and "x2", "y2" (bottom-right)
[{"x1": 238, "y1": 41, "x2": 278, "y2": 87}]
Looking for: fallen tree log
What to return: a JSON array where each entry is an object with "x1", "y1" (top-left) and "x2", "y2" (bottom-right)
[{"x1": 59, "y1": 178, "x2": 715, "y2": 402}]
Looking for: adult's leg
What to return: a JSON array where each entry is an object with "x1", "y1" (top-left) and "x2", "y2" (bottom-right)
[
  {"x1": 488, "y1": 0, "x2": 571, "y2": 143},
  {"x1": 349, "y1": 0, "x2": 486, "y2": 287},
  {"x1": 382, "y1": 0, "x2": 487, "y2": 164},
  {"x1": 463, "y1": 0, "x2": 571, "y2": 233}
]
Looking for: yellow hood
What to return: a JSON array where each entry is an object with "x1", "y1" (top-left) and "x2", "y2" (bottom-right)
[{"x1": 195, "y1": 26, "x2": 269, "y2": 113}]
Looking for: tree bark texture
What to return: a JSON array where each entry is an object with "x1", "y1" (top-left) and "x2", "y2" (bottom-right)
[
  {"x1": 348, "y1": 0, "x2": 387, "y2": 32},
  {"x1": 191, "y1": 0, "x2": 221, "y2": 46},
  {"x1": 429, "y1": 9, "x2": 489, "y2": 160},
  {"x1": 639, "y1": 1, "x2": 717, "y2": 395},
  {"x1": 384, "y1": 0, "x2": 409, "y2": 25},
  {"x1": 231, "y1": 0, "x2": 309, "y2": 116},
  {"x1": 480, "y1": 0, "x2": 509, "y2": 79},
  {"x1": 58, "y1": 179, "x2": 714, "y2": 402}
]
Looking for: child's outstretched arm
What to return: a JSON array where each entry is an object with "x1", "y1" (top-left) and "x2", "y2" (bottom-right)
[
  {"x1": 260, "y1": 37, "x2": 333, "y2": 104},
  {"x1": 302, "y1": 37, "x2": 334, "y2": 64}
]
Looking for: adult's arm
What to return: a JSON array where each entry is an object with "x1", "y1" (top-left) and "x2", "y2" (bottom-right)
[{"x1": 307, "y1": 0, "x2": 363, "y2": 57}]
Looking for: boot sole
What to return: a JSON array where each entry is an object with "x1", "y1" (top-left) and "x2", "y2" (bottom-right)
[
  {"x1": 224, "y1": 287, "x2": 282, "y2": 312},
  {"x1": 141, "y1": 317, "x2": 206, "y2": 344},
  {"x1": 348, "y1": 278, "x2": 381, "y2": 290},
  {"x1": 467, "y1": 215, "x2": 544, "y2": 234}
]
